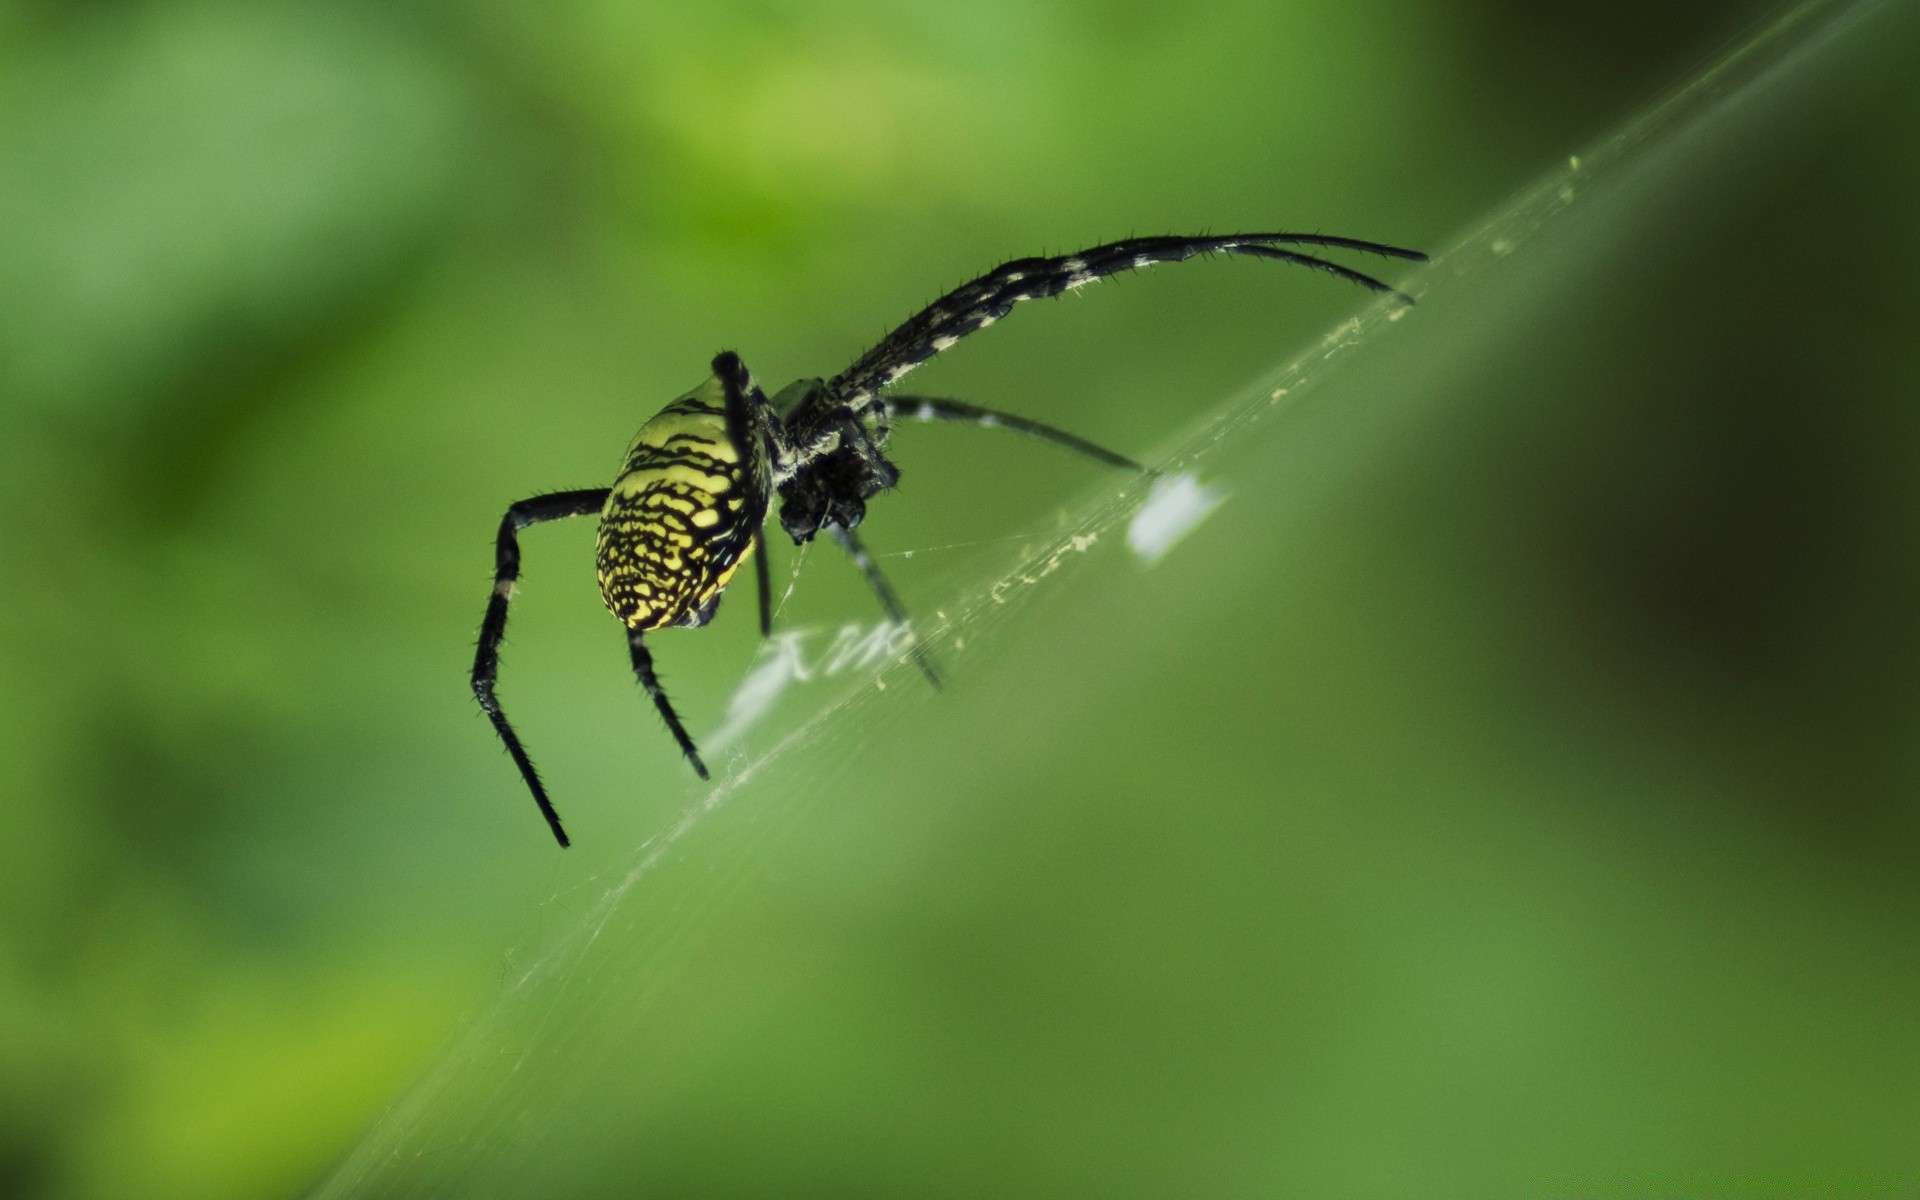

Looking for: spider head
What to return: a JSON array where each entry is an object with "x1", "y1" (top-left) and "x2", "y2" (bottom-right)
[{"x1": 777, "y1": 419, "x2": 900, "y2": 543}]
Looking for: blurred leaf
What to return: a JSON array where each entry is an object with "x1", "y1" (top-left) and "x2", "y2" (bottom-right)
[{"x1": 0, "y1": 3, "x2": 473, "y2": 422}]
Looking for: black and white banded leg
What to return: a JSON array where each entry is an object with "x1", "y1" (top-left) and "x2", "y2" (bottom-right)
[
  {"x1": 828, "y1": 233, "x2": 1428, "y2": 410},
  {"x1": 831, "y1": 524, "x2": 942, "y2": 689},
  {"x1": 883, "y1": 394, "x2": 1150, "y2": 474},
  {"x1": 472, "y1": 487, "x2": 612, "y2": 848}
]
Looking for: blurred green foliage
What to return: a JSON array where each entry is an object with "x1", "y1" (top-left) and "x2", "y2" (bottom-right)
[{"x1": 1, "y1": 0, "x2": 1915, "y2": 1196}]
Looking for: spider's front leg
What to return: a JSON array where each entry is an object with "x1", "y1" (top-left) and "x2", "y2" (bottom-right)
[
  {"x1": 826, "y1": 232, "x2": 1427, "y2": 407},
  {"x1": 881, "y1": 394, "x2": 1149, "y2": 474}
]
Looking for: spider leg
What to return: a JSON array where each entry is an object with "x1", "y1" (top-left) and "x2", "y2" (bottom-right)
[
  {"x1": 829, "y1": 232, "x2": 1427, "y2": 409},
  {"x1": 883, "y1": 394, "x2": 1150, "y2": 474},
  {"x1": 627, "y1": 628, "x2": 710, "y2": 780},
  {"x1": 830, "y1": 525, "x2": 942, "y2": 690},
  {"x1": 472, "y1": 487, "x2": 613, "y2": 848},
  {"x1": 712, "y1": 349, "x2": 788, "y2": 499},
  {"x1": 711, "y1": 349, "x2": 784, "y2": 639},
  {"x1": 752, "y1": 536, "x2": 773, "y2": 637}
]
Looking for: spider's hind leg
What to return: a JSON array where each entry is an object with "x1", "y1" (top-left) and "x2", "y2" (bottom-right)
[
  {"x1": 471, "y1": 487, "x2": 612, "y2": 849},
  {"x1": 627, "y1": 628, "x2": 710, "y2": 780},
  {"x1": 831, "y1": 525, "x2": 942, "y2": 690}
]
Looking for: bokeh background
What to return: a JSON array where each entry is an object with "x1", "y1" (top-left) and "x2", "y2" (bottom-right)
[{"x1": 2, "y1": 0, "x2": 1917, "y2": 1196}]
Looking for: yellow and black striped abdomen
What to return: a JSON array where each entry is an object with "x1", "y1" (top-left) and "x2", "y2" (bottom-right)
[{"x1": 596, "y1": 377, "x2": 763, "y2": 630}]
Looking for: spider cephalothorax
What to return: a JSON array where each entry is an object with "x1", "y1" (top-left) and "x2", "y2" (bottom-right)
[
  {"x1": 776, "y1": 411, "x2": 901, "y2": 543},
  {"x1": 472, "y1": 231, "x2": 1427, "y2": 846}
]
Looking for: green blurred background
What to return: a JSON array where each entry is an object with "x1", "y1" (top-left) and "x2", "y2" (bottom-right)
[{"x1": 2, "y1": 0, "x2": 1917, "y2": 1196}]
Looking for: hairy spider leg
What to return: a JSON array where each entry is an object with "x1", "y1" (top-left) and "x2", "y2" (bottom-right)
[
  {"x1": 626, "y1": 628, "x2": 708, "y2": 780},
  {"x1": 831, "y1": 525, "x2": 942, "y2": 690},
  {"x1": 712, "y1": 350, "x2": 785, "y2": 500},
  {"x1": 882, "y1": 394, "x2": 1149, "y2": 474},
  {"x1": 472, "y1": 487, "x2": 614, "y2": 848},
  {"x1": 826, "y1": 232, "x2": 1428, "y2": 413},
  {"x1": 712, "y1": 350, "x2": 786, "y2": 641},
  {"x1": 752, "y1": 538, "x2": 773, "y2": 637}
]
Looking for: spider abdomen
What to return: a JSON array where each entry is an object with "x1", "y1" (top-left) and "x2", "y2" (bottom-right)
[{"x1": 595, "y1": 379, "x2": 763, "y2": 630}]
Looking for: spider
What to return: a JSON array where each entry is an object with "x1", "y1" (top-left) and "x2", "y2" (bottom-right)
[{"x1": 472, "y1": 231, "x2": 1427, "y2": 846}]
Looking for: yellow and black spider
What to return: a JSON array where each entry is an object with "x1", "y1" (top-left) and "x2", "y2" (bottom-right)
[{"x1": 473, "y1": 232, "x2": 1427, "y2": 846}]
